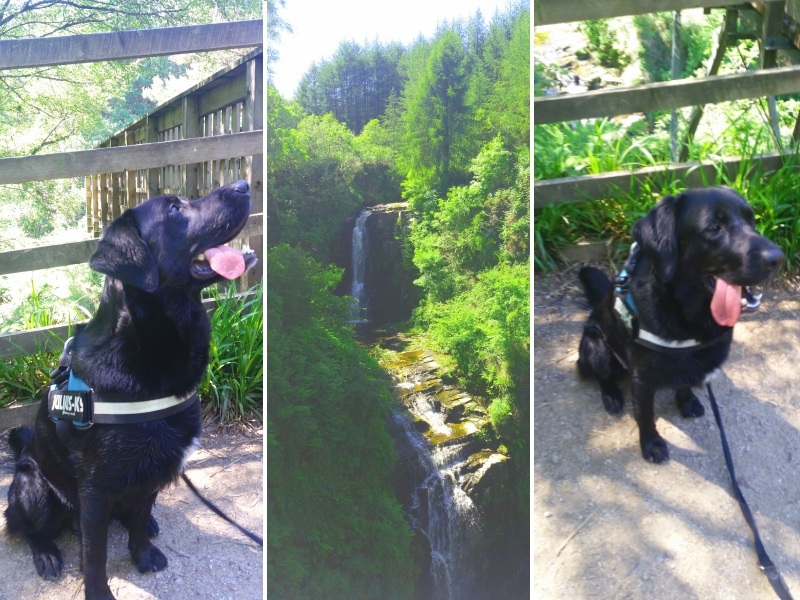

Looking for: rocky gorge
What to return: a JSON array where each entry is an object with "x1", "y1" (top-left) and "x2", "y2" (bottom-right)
[{"x1": 341, "y1": 203, "x2": 527, "y2": 599}]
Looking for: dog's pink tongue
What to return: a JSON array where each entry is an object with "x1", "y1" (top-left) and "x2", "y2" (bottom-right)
[
  {"x1": 710, "y1": 278, "x2": 743, "y2": 327},
  {"x1": 205, "y1": 245, "x2": 246, "y2": 280}
]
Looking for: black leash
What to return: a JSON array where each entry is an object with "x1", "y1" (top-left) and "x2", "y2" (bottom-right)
[
  {"x1": 706, "y1": 383, "x2": 793, "y2": 599},
  {"x1": 182, "y1": 472, "x2": 263, "y2": 546}
]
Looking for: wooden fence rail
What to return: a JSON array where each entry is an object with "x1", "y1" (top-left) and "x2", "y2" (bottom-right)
[
  {"x1": 533, "y1": 3, "x2": 800, "y2": 210},
  {"x1": 0, "y1": 19, "x2": 264, "y2": 364},
  {"x1": 534, "y1": 65, "x2": 800, "y2": 125},
  {"x1": 533, "y1": 0, "x2": 784, "y2": 26},
  {"x1": 0, "y1": 20, "x2": 262, "y2": 70},
  {"x1": 0, "y1": 131, "x2": 261, "y2": 185},
  {"x1": 533, "y1": 153, "x2": 787, "y2": 207},
  {"x1": 0, "y1": 214, "x2": 262, "y2": 276}
]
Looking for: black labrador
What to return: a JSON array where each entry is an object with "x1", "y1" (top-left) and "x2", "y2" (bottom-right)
[
  {"x1": 578, "y1": 187, "x2": 784, "y2": 463},
  {"x1": 5, "y1": 180, "x2": 257, "y2": 599}
]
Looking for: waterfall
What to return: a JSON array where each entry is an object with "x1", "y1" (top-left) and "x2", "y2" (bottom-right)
[
  {"x1": 349, "y1": 210, "x2": 371, "y2": 323},
  {"x1": 391, "y1": 410, "x2": 482, "y2": 600}
]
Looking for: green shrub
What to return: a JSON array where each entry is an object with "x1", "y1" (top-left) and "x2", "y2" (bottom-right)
[
  {"x1": 199, "y1": 282, "x2": 264, "y2": 422},
  {"x1": 579, "y1": 20, "x2": 631, "y2": 69}
]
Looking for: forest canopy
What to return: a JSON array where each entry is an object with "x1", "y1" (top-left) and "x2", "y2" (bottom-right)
[{"x1": 267, "y1": 1, "x2": 530, "y2": 597}]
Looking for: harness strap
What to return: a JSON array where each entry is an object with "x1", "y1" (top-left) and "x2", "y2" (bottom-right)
[
  {"x1": 47, "y1": 337, "x2": 198, "y2": 427},
  {"x1": 706, "y1": 383, "x2": 794, "y2": 600}
]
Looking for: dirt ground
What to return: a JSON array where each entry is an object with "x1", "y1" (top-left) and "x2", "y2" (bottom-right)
[
  {"x1": 0, "y1": 420, "x2": 263, "y2": 600},
  {"x1": 534, "y1": 265, "x2": 800, "y2": 599}
]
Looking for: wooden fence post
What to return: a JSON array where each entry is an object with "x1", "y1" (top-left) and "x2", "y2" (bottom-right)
[{"x1": 183, "y1": 95, "x2": 200, "y2": 199}]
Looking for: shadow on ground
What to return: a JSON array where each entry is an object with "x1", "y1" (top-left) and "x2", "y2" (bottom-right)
[
  {"x1": 535, "y1": 266, "x2": 800, "y2": 599},
  {"x1": 0, "y1": 422, "x2": 263, "y2": 600}
]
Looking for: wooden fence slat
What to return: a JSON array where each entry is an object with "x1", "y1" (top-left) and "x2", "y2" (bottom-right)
[
  {"x1": 0, "y1": 291, "x2": 258, "y2": 360},
  {"x1": 0, "y1": 130, "x2": 262, "y2": 186},
  {"x1": 0, "y1": 20, "x2": 263, "y2": 70},
  {"x1": 533, "y1": 153, "x2": 788, "y2": 208},
  {"x1": 0, "y1": 213, "x2": 263, "y2": 276},
  {"x1": 534, "y1": 65, "x2": 800, "y2": 125},
  {"x1": 533, "y1": 0, "x2": 784, "y2": 27}
]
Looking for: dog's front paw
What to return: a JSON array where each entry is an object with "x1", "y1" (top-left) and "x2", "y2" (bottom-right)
[
  {"x1": 147, "y1": 515, "x2": 159, "y2": 538},
  {"x1": 677, "y1": 391, "x2": 705, "y2": 418},
  {"x1": 32, "y1": 541, "x2": 63, "y2": 580},
  {"x1": 602, "y1": 391, "x2": 624, "y2": 415},
  {"x1": 641, "y1": 436, "x2": 669, "y2": 463},
  {"x1": 131, "y1": 543, "x2": 168, "y2": 573}
]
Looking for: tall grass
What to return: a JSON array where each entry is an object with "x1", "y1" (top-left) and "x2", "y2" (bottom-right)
[
  {"x1": 199, "y1": 282, "x2": 263, "y2": 423},
  {"x1": 534, "y1": 117, "x2": 800, "y2": 273},
  {"x1": 0, "y1": 280, "x2": 264, "y2": 422}
]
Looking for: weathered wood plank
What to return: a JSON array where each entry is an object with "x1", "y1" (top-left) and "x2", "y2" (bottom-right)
[
  {"x1": 0, "y1": 130, "x2": 262, "y2": 185},
  {"x1": 0, "y1": 213, "x2": 263, "y2": 276},
  {"x1": 533, "y1": 0, "x2": 782, "y2": 27},
  {"x1": 0, "y1": 20, "x2": 263, "y2": 70},
  {"x1": 0, "y1": 403, "x2": 41, "y2": 432},
  {"x1": 0, "y1": 290, "x2": 258, "y2": 360},
  {"x1": 534, "y1": 65, "x2": 800, "y2": 125},
  {"x1": 533, "y1": 153, "x2": 788, "y2": 208}
]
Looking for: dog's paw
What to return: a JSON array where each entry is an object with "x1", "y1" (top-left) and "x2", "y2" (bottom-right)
[
  {"x1": 641, "y1": 437, "x2": 669, "y2": 464},
  {"x1": 601, "y1": 391, "x2": 624, "y2": 415},
  {"x1": 84, "y1": 584, "x2": 116, "y2": 600},
  {"x1": 147, "y1": 515, "x2": 159, "y2": 538},
  {"x1": 32, "y1": 542, "x2": 63, "y2": 580},
  {"x1": 132, "y1": 543, "x2": 168, "y2": 574},
  {"x1": 677, "y1": 392, "x2": 705, "y2": 418}
]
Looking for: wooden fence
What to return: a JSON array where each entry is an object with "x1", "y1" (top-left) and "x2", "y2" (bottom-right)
[
  {"x1": 0, "y1": 19, "x2": 263, "y2": 360},
  {"x1": 533, "y1": 1, "x2": 800, "y2": 207}
]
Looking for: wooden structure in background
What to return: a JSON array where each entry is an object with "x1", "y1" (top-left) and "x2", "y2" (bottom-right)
[
  {"x1": 0, "y1": 20, "x2": 263, "y2": 359},
  {"x1": 534, "y1": 1, "x2": 800, "y2": 207},
  {"x1": 87, "y1": 48, "x2": 263, "y2": 232}
]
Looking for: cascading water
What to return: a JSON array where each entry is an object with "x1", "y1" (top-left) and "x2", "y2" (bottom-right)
[
  {"x1": 349, "y1": 210, "x2": 371, "y2": 322},
  {"x1": 391, "y1": 397, "x2": 482, "y2": 600}
]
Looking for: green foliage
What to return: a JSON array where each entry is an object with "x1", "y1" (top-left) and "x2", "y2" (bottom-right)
[
  {"x1": 267, "y1": 245, "x2": 414, "y2": 599},
  {"x1": 408, "y1": 134, "x2": 530, "y2": 479},
  {"x1": 0, "y1": 346, "x2": 61, "y2": 408},
  {"x1": 296, "y1": 40, "x2": 406, "y2": 134},
  {"x1": 267, "y1": 90, "x2": 401, "y2": 256},
  {"x1": 410, "y1": 136, "x2": 529, "y2": 303},
  {"x1": 199, "y1": 282, "x2": 263, "y2": 423},
  {"x1": 579, "y1": 19, "x2": 631, "y2": 69},
  {"x1": 402, "y1": 29, "x2": 471, "y2": 193},
  {"x1": 633, "y1": 12, "x2": 717, "y2": 82}
]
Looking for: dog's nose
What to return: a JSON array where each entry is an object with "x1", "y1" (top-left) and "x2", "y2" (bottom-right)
[
  {"x1": 233, "y1": 180, "x2": 249, "y2": 194},
  {"x1": 762, "y1": 246, "x2": 785, "y2": 270}
]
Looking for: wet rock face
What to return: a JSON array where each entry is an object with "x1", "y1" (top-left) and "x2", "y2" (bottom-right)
[
  {"x1": 380, "y1": 339, "x2": 521, "y2": 600},
  {"x1": 338, "y1": 204, "x2": 420, "y2": 324}
]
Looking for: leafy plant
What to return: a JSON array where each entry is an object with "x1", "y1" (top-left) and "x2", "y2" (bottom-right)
[
  {"x1": 199, "y1": 281, "x2": 263, "y2": 422},
  {"x1": 579, "y1": 19, "x2": 631, "y2": 69}
]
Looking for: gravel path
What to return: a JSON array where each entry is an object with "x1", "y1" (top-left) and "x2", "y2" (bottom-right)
[
  {"x1": 534, "y1": 266, "x2": 800, "y2": 599},
  {"x1": 0, "y1": 421, "x2": 263, "y2": 600}
]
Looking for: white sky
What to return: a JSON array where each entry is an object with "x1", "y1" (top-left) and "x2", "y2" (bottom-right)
[{"x1": 269, "y1": 0, "x2": 514, "y2": 98}]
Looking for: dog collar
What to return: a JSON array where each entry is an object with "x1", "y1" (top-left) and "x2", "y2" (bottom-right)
[{"x1": 48, "y1": 370, "x2": 197, "y2": 426}]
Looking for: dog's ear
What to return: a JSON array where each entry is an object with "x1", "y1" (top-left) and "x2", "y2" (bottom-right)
[
  {"x1": 632, "y1": 195, "x2": 680, "y2": 282},
  {"x1": 90, "y1": 210, "x2": 158, "y2": 291}
]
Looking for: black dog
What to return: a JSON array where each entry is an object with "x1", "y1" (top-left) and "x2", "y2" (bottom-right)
[
  {"x1": 577, "y1": 187, "x2": 784, "y2": 463},
  {"x1": 5, "y1": 180, "x2": 257, "y2": 599}
]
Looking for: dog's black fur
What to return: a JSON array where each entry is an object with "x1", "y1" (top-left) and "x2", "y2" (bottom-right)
[
  {"x1": 577, "y1": 187, "x2": 784, "y2": 463},
  {"x1": 5, "y1": 180, "x2": 256, "y2": 599}
]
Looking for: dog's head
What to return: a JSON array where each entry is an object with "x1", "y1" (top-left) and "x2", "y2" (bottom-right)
[
  {"x1": 90, "y1": 180, "x2": 258, "y2": 292},
  {"x1": 632, "y1": 186, "x2": 784, "y2": 325}
]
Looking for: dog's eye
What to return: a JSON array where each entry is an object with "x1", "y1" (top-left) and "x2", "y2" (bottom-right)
[
  {"x1": 706, "y1": 224, "x2": 723, "y2": 233},
  {"x1": 169, "y1": 203, "x2": 181, "y2": 214}
]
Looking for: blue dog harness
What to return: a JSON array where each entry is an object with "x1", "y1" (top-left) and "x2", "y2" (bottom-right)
[
  {"x1": 612, "y1": 242, "x2": 757, "y2": 354},
  {"x1": 48, "y1": 338, "x2": 197, "y2": 431}
]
